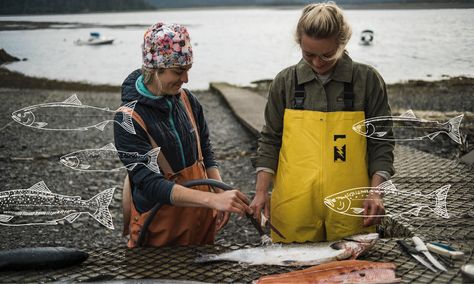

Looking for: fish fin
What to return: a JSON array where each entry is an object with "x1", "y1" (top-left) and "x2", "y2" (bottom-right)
[
  {"x1": 281, "y1": 260, "x2": 298, "y2": 265},
  {"x1": 374, "y1": 131, "x2": 387, "y2": 137},
  {"x1": 94, "y1": 121, "x2": 109, "y2": 131},
  {"x1": 400, "y1": 109, "x2": 417, "y2": 118},
  {"x1": 88, "y1": 188, "x2": 115, "y2": 229},
  {"x1": 432, "y1": 184, "x2": 450, "y2": 218},
  {"x1": 35, "y1": 122, "x2": 48, "y2": 128},
  {"x1": 28, "y1": 181, "x2": 52, "y2": 193},
  {"x1": 125, "y1": 163, "x2": 137, "y2": 170},
  {"x1": 118, "y1": 101, "x2": 138, "y2": 135},
  {"x1": 100, "y1": 143, "x2": 117, "y2": 151},
  {"x1": 64, "y1": 213, "x2": 81, "y2": 223},
  {"x1": 407, "y1": 207, "x2": 423, "y2": 217},
  {"x1": 446, "y1": 114, "x2": 464, "y2": 144},
  {"x1": 194, "y1": 254, "x2": 219, "y2": 263},
  {"x1": 376, "y1": 180, "x2": 397, "y2": 194},
  {"x1": 0, "y1": 214, "x2": 14, "y2": 222},
  {"x1": 427, "y1": 132, "x2": 441, "y2": 140},
  {"x1": 63, "y1": 94, "x2": 83, "y2": 105},
  {"x1": 351, "y1": 207, "x2": 365, "y2": 215},
  {"x1": 144, "y1": 147, "x2": 161, "y2": 174}
]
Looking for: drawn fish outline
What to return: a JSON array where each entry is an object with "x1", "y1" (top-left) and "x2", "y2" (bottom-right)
[
  {"x1": 324, "y1": 180, "x2": 449, "y2": 219},
  {"x1": 60, "y1": 143, "x2": 161, "y2": 173},
  {"x1": 0, "y1": 181, "x2": 115, "y2": 229},
  {"x1": 352, "y1": 110, "x2": 463, "y2": 144},
  {"x1": 11, "y1": 94, "x2": 137, "y2": 134}
]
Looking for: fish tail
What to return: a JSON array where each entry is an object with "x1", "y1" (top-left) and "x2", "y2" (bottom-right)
[
  {"x1": 194, "y1": 254, "x2": 219, "y2": 263},
  {"x1": 144, "y1": 147, "x2": 161, "y2": 174},
  {"x1": 118, "y1": 101, "x2": 138, "y2": 135},
  {"x1": 431, "y1": 184, "x2": 450, "y2": 218},
  {"x1": 87, "y1": 188, "x2": 115, "y2": 229},
  {"x1": 446, "y1": 114, "x2": 463, "y2": 144}
]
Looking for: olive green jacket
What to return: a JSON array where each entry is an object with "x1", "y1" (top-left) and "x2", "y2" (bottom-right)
[{"x1": 255, "y1": 54, "x2": 395, "y2": 177}]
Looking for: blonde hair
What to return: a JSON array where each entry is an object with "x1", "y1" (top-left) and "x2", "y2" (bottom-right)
[
  {"x1": 141, "y1": 67, "x2": 165, "y2": 84},
  {"x1": 295, "y1": 2, "x2": 352, "y2": 49}
]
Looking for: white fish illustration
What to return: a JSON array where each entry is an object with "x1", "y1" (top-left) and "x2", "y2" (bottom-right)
[
  {"x1": 324, "y1": 180, "x2": 450, "y2": 219},
  {"x1": 195, "y1": 233, "x2": 379, "y2": 266},
  {"x1": 0, "y1": 181, "x2": 115, "y2": 229},
  {"x1": 11, "y1": 94, "x2": 137, "y2": 134},
  {"x1": 352, "y1": 110, "x2": 463, "y2": 144},
  {"x1": 60, "y1": 143, "x2": 161, "y2": 173}
]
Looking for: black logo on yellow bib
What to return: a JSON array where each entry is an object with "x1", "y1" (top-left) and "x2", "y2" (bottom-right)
[{"x1": 334, "y1": 135, "x2": 346, "y2": 162}]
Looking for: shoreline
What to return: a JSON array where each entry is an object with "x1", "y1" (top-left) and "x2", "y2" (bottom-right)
[{"x1": 1, "y1": 66, "x2": 473, "y2": 94}]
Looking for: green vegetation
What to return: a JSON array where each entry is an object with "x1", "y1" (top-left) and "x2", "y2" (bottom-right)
[{"x1": 0, "y1": 0, "x2": 151, "y2": 15}]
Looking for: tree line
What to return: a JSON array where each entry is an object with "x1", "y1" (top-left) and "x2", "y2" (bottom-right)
[{"x1": 0, "y1": 0, "x2": 151, "y2": 15}]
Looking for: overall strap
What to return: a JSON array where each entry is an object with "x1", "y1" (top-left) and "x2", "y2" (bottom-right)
[
  {"x1": 117, "y1": 105, "x2": 174, "y2": 176},
  {"x1": 293, "y1": 70, "x2": 305, "y2": 110},
  {"x1": 343, "y1": 81, "x2": 354, "y2": 111},
  {"x1": 180, "y1": 89, "x2": 204, "y2": 162}
]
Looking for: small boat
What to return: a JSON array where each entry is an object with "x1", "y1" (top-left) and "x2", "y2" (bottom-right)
[
  {"x1": 360, "y1": 29, "x2": 374, "y2": 45},
  {"x1": 74, "y1": 32, "x2": 114, "y2": 46}
]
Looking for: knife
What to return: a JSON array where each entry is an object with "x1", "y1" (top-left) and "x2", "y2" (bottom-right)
[
  {"x1": 397, "y1": 240, "x2": 437, "y2": 272},
  {"x1": 412, "y1": 237, "x2": 447, "y2": 272},
  {"x1": 427, "y1": 242, "x2": 465, "y2": 260},
  {"x1": 260, "y1": 212, "x2": 286, "y2": 239}
]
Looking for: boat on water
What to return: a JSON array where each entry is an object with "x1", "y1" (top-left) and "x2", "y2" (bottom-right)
[
  {"x1": 360, "y1": 29, "x2": 374, "y2": 46},
  {"x1": 75, "y1": 32, "x2": 114, "y2": 46}
]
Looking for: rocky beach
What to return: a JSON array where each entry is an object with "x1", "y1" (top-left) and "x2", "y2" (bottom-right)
[{"x1": 0, "y1": 66, "x2": 472, "y2": 251}]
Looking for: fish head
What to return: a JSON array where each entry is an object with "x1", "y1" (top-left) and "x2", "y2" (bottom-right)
[
  {"x1": 60, "y1": 155, "x2": 81, "y2": 169},
  {"x1": 352, "y1": 121, "x2": 376, "y2": 137},
  {"x1": 12, "y1": 109, "x2": 36, "y2": 127},
  {"x1": 332, "y1": 233, "x2": 379, "y2": 259},
  {"x1": 324, "y1": 196, "x2": 352, "y2": 213}
]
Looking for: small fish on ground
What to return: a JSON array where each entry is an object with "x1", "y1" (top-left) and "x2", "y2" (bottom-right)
[
  {"x1": 352, "y1": 109, "x2": 463, "y2": 144},
  {"x1": 324, "y1": 180, "x2": 450, "y2": 219},
  {"x1": 195, "y1": 233, "x2": 379, "y2": 266},
  {"x1": 60, "y1": 143, "x2": 161, "y2": 173},
  {"x1": 253, "y1": 259, "x2": 400, "y2": 283},
  {"x1": 0, "y1": 247, "x2": 89, "y2": 271},
  {"x1": 0, "y1": 181, "x2": 115, "y2": 229},
  {"x1": 11, "y1": 94, "x2": 137, "y2": 134}
]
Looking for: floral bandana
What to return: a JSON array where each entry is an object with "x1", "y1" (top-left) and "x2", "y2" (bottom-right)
[{"x1": 142, "y1": 23, "x2": 193, "y2": 69}]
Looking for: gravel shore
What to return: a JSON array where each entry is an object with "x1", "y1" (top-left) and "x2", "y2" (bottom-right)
[{"x1": 0, "y1": 68, "x2": 472, "y2": 251}]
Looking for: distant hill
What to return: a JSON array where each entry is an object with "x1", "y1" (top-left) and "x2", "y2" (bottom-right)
[
  {"x1": 0, "y1": 0, "x2": 152, "y2": 15},
  {"x1": 1, "y1": 0, "x2": 472, "y2": 15}
]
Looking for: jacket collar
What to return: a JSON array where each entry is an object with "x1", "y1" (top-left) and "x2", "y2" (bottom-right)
[{"x1": 295, "y1": 52, "x2": 353, "y2": 84}]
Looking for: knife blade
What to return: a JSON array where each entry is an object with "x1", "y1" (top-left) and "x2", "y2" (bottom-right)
[
  {"x1": 260, "y1": 212, "x2": 286, "y2": 239},
  {"x1": 412, "y1": 237, "x2": 447, "y2": 272},
  {"x1": 397, "y1": 240, "x2": 437, "y2": 273}
]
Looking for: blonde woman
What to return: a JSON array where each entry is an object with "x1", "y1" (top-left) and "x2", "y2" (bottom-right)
[{"x1": 251, "y1": 2, "x2": 394, "y2": 243}]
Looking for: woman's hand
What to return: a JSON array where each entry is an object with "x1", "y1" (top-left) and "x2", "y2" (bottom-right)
[
  {"x1": 209, "y1": 190, "x2": 252, "y2": 217},
  {"x1": 215, "y1": 211, "x2": 230, "y2": 232}
]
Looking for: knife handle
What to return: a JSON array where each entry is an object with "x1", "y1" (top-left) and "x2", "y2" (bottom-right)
[
  {"x1": 427, "y1": 242, "x2": 465, "y2": 260},
  {"x1": 412, "y1": 236, "x2": 427, "y2": 252},
  {"x1": 397, "y1": 240, "x2": 419, "y2": 255}
]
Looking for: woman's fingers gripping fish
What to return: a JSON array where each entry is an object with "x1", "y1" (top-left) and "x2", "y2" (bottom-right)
[{"x1": 195, "y1": 233, "x2": 379, "y2": 266}]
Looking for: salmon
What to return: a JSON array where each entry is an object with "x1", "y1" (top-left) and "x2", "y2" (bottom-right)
[{"x1": 254, "y1": 260, "x2": 400, "y2": 283}]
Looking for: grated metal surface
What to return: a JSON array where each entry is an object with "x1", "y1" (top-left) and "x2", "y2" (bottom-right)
[{"x1": 1, "y1": 145, "x2": 473, "y2": 283}]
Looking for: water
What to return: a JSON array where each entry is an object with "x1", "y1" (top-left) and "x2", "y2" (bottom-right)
[{"x1": 1, "y1": 8, "x2": 473, "y2": 90}]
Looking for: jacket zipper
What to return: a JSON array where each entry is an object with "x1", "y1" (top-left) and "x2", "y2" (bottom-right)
[{"x1": 166, "y1": 98, "x2": 186, "y2": 169}]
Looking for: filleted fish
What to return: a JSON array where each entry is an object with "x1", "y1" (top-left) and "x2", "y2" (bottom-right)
[
  {"x1": 254, "y1": 260, "x2": 400, "y2": 283},
  {"x1": 195, "y1": 233, "x2": 379, "y2": 266}
]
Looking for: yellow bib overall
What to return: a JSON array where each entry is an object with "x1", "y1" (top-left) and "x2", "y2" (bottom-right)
[{"x1": 271, "y1": 110, "x2": 375, "y2": 242}]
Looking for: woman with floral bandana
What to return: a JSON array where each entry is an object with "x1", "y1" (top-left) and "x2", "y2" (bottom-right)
[{"x1": 114, "y1": 23, "x2": 252, "y2": 247}]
